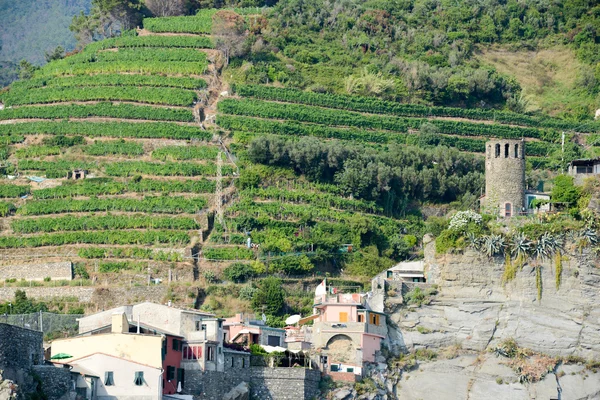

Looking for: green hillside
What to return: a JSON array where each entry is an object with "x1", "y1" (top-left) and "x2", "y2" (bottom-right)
[{"x1": 1, "y1": 1, "x2": 600, "y2": 318}]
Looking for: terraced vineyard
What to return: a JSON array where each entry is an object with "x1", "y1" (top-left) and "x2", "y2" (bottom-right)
[
  {"x1": 0, "y1": 12, "x2": 235, "y2": 285},
  {"x1": 0, "y1": 7, "x2": 594, "y2": 293}
]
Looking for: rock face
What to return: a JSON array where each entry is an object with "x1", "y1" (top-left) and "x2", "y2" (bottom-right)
[
  {"x1": 396, "y1": 354, "x2": 600, "y2": 400},
  {"x1": 389, "y1": 242, "x2": 600, "y2": 359}
]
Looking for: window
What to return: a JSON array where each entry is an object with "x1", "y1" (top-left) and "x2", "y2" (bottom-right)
[
  {"x1": 357, "y1": 314, "x2": 364, "y2": 323},
  {"x1": 195, "y1": 321, "x2": 201, "y2": 331},
  {"x1": 231, "y1": 357, "x2": 235, "y2": 368},
  {"x1": 172, "y1": 339, "x2": 181, "y2": 351},
  {"x1": 339, "y1": 312, "x2": 348, "y2": 322},
  {"x1": 207, "y1": 346, "x2": 215, "y2": 361},
  {"x1": 576, "y1": 166, "x2": 593, "y2": 174},
  {"x1": 514, "y1": 144, "x2": 519, "y2": 158},
  {"x1": 330, "y1": 364, "x2": 339, "y2": 372},
  {"x1": 177, "y1": 368, "x2": 185, "y2": 388},
  {"x1": 242, "y1": 357, "x2": 246, "y2": 368},
  {"x1": 495, "y1": 144, "x2": 500, "y2": 157},
  {"x1": 267, "y1": 335, "x2": 281, "y2": 346},
  {"x1": 370, "y1": 313, "x2": 380, "y2": 326},
  {"x1": 104, "y1": 371, "x2": 114, "y2": 386},
  {"x1": 347, "y1": 367, "x2": 354, "y2": 373},
  {"x1": 134, "y1": 372, "x2": 145, "y2": 386},
  {"x1": 505, "y1": 203, "x2": 512, "y2": 217},
  {"x1": 167, "y1": 366, "x2": 175, "y2": 381},
  {"x1": 183, "y1": 345, "x2": 201, "y2": 360},
  {"x1": 504, "y1": 143, "x2": 509, "y2": 158}
]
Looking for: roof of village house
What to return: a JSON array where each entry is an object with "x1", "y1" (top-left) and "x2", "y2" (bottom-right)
[
  {"x1": 80, "y1": 301, "x2": 216, "y2": 319},
  {"x1": 78, "y1": 320, "x2": 183, "y2": 338},
  {"x1": 53, "y1": 352, "x2": 161, "y2": 370},
  {"x1": 568, "y1": 157, "x2": 600, "y2": 166},
  {"x1": 388, "y1": 260, "x2": 425, "y2": 273},
  {"x1": 69, "y1": 365, "x2": 99, "y2": 378}
]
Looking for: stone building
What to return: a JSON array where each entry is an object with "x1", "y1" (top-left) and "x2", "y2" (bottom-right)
[
  {"x1": 0, "y1": 323, "x2": 43, "y2": 383},
  {"x1": 568, "y1": 157, "x2": 600, "y2": 185},
  {"x1": 482, "y1": 139, "x2": 526, "y2": 217}
]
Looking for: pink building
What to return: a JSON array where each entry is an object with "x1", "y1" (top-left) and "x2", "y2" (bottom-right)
[
  {"x1": 310, "y1": 291, "x2": 387, "y2": 380},
  {"x1": 223, "y1": 314, "x2": 286, "y2": 347}
]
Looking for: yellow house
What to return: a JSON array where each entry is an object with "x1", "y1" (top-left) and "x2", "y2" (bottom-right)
[{"x1": 51, "y1": 313, "x2": 164, "y2": 369}]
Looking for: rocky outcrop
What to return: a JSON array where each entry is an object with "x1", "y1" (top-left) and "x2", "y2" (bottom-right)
[{"x1": 389, "y1": 242, "x2": 600, "y2": 359}]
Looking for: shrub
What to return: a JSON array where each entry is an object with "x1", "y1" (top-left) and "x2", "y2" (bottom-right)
[{"x1": 223, "y1": 262, "x2": 255, "y2": 283}]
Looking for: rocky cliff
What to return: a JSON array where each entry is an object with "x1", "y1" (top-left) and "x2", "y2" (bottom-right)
[
  {"x1": 331, "y1": 239, "x2": 600, "y2": 400},
  {"x1": 390, "y1": 238, "x2": 600, "y2": 359}
]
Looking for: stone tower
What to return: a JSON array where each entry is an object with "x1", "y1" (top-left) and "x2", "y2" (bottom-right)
[{"x1": 483, "y1": 139, "x2": 526, "y2": 217}]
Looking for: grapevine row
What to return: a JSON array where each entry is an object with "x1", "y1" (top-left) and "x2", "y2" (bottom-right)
[
  {"x1": 33, "y1": 178, "x2": 216, "y2": 199},
  {"x1": 2, "y1": 86, "x2": 197, "y2": 107},
  {"x1": 84, "y1": 140, "x2": 144, "y2": 156},
  {"x1": 18, "y1": 196, "x2": 207, "y2": 216},
  {"x1": 151, "y1": 145, "x2": 219, "y2": 161},
  {"x1": 0, "y1": 103, "x2": 195, "y2": 122},
  {"x1": 78, "y1": 247, "x2": 184, "y2": 262},
  {"x1": 0, "y1": 184, "x2": 30, "y2": 198},
  {"x1": 83, "y1": 35, "x2": 214, "y2": 52},
  {"x1": 11, "y1": 74, "x2": 206, "y2": 90},
  {"x1": 0, "y1": 230, "x2": 190, "y2": 249},
  {"x1": 11, "y1": 214, "x2": 199, "y2": 233},
  {"x1": 233, "y1": 84, "x2": 600, "y2": 133},
  {"x1": 0, "y1": 121, "x2": 211, "y2": 141}
]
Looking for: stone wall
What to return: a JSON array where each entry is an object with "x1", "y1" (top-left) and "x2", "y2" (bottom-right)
[
  {"x1": 32, "y1": 366, "x2": 72, "y2": 400},
  {"x1": 185, "y1": 367, "x2": 320, "y2": 400},
  {"x1": 0, "y1": 262, "x2": 72, "y2": 281},
  {"x1": 250, "y1": 367, "x2": 321, "y2": 400},
  {"x1": 0, "y1": 323, "x2": 43, "y2": 384},
  {"x1": 0, "y1": 285, "x2": 172, "y2": 304}
]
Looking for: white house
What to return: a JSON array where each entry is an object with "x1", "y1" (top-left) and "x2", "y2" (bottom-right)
[{"x1": 65, "y1": 353, "x2": 162, "y2": 400}]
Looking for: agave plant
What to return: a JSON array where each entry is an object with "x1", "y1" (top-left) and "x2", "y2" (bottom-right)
[
  {"x1": 483, "y1": 234, "x2": 506, "y2": 257},
  {"x1": 510, "y1": 233, "x2": 532, "y2": 261},
  {"x1": 466, "y1": 232, "x2": 482, "y2": 250},
  {"x1": 533, "y1": 232, "x2": 562, "y2": 262},
  {"x1": 579, "y1": 228, "x2": 598, "y2": 247}
]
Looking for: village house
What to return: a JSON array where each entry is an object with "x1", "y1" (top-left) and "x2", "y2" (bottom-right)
[
  {"x1": 223, "y1": 313, "x2": 287, "y2": 347},
  {"x1": 568, "y1": 157, "x2": 600, "y2": 185},
  {"x1": 52, "y1": 312, "x2": 183, "y2": 397},
  {"x1": 284, "y1": 281, "x2": 389, "y2": 381},
  {"x1": 77, "y1": 302, "x2": 226, "y2": 373}
]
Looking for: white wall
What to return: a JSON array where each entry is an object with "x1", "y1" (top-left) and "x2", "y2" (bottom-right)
[{"x1": 72, "y1": 353, "x2": 162, "y2": 400}]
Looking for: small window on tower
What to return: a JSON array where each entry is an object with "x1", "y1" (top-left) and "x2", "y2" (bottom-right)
[
  {"x1": 514, "y1": 144, "x2": 519, "y2": 158},
  {"x1": 495, "y1": 144, "x2": 500, "y2": 157},
  {"x1": 505, "y1": 143, "x2": 509, "y2": 158},
  {"x1": 505, "y1": 203, "x2": 512, "y2": 217}
]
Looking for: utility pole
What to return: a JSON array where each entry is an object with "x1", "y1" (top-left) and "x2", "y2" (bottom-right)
[{"x1": 216, "y1": 151, "x2": 224, "y2": 226}]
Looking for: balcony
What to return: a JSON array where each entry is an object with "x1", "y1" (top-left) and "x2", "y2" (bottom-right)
[
  {"x1": 315, "y1": 321, "x2": 387, "y2": 337},
  {"x1": 314, "y1": 293, "x2": 365, "y2": 306}
]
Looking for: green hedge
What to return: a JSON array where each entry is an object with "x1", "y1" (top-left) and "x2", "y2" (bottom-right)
[{"x1": 14, "y1": 146, "x2": 61, "y2": 159}]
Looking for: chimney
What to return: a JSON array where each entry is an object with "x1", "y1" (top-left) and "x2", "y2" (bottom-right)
[{"x1": 112, "y1": 312, "x2": 129, "y2": 334}]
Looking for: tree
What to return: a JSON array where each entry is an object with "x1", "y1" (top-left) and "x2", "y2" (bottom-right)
[
  {"x1": 18, "y1": 60, "x2": 39, "y2": 80},
  {"x1": 145, "y1": 0, "x2": 186, "y2": 16},
  {"x1": 212, "y1": 10, "x2": 247, "y2": 65},
  {"x1": 45, "y1": 46, "x2": 65, "y2": 63},
  {"x1": 70, "y1": 0, "x2": 143, "y2": 47},
  {"x1": 251, "y1": 277, "x2": 285, "y2": 316},
  {"x1": 551, "y1": 175, "x2": 581, "y2": 213},
  {"x1": 223, "y1": 262, "x2": 255, "y2": 283}
]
